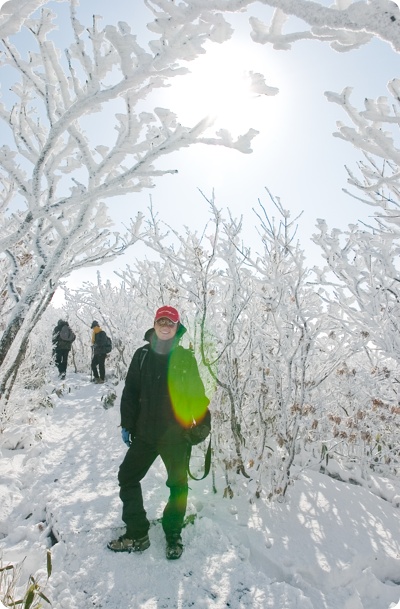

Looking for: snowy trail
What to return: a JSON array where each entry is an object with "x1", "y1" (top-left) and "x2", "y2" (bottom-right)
[
  {"x1": 37, "y1": 378, "x2": 296, "y2": 609},
  {"x1": 1, "y1": 374, "x2": 400, "y2": 609}
]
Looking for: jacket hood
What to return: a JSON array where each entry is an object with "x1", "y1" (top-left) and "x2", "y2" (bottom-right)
[{"x1": 143, "y1": 323, "x2": 187, "y2": 343}]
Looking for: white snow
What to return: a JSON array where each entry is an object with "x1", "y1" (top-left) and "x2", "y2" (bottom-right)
[
  {"x1": 1, "y1": 0, "x2": 400, "y2": 606},
  {"x1": 1, "y1": 372, "x2": 400, "y2": 609}
]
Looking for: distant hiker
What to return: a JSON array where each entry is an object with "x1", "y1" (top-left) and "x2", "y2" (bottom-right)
[
  {"x1": 90, "y1": 320, "x2": 110, "y2": 383},
  {"x1": 52, "y1": 319, "x2": 76, "y2": 379},
  {"x1": 108, "y1": 305, "x2": 211, "y2": 560}
]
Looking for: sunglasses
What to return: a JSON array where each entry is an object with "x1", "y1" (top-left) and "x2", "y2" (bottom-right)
[{"x1": 155, "y1": 318, "x2": 177, "y2": 327}]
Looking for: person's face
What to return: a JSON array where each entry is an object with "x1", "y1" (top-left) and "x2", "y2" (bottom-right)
[{"x1": 154, "y1": 317, "x2": 178, "y2": 341}]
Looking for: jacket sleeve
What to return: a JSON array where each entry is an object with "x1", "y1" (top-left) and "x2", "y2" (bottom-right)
[{"x1": 120, "y1": 348, "x2": 142, "y2": 434}]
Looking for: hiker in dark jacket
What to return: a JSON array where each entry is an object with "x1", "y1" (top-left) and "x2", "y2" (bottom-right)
[
  {"x1": 108, "y1": 305, "x2": 211, "y2": 560},
  {"x1": 90, "y1": 320, "x2": 108, "y2": 383},
  {"x1": 52, "y1": 319, "x2": 76, "y2": 379}
]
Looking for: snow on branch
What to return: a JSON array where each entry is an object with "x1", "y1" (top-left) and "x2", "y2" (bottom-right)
[
  {"x1": 324, "y1": 82, "x2": 400, "y2": 218},
  {"x1": 249, "y1": 0, "x2": 400, "y2": 53},
  {"x1": 0, "y1": 0, "x2": 55, "y2": 37}
]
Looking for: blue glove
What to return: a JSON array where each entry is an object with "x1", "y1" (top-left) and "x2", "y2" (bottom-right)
[{"x1": 121, "y1": 428, "x2": 131, "y2": 447}]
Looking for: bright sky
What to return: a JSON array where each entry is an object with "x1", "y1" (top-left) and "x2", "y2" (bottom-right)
[{"x1": 2, "y1": 0, "x2": 400, "y2": 293}]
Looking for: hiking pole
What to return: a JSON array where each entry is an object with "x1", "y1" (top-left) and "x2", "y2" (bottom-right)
[{"x1": 90, "y1": 345, "x2": 93, "y2": 381}]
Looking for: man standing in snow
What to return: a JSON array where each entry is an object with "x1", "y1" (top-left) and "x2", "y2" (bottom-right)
[
  {"x1": 52, "y1": 319, "x2": 76, "y2": 379},
  {"x1": 90, "y1": 320, "x2": 108, "y2": 383},
  {"x1": 108, "y1": 305, "x2": 211, "y2": 560}
]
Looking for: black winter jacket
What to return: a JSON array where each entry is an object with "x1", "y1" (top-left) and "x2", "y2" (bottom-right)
[
  {"x1": 120, "y1": 325, "x2": 210, "y2": 444},
  {"x1": 92, "y1": 329, "x2": 108, "y2": 356}
]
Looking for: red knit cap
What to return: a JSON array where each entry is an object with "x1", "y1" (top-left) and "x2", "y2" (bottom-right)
[{"x1": 154, "y1": 306, "x2": 180, "y2": 324}]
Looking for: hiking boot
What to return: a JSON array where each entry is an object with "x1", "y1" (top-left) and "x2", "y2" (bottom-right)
[
  {"x1": 95, "y1": 378, "x2": 104, "y2": 384},
  {"x1": 107, "y1": 533, "x2": 150, "y2": 553},
  {"x1": 166, "y1": 534, "x2": 183, "y2": 560}
]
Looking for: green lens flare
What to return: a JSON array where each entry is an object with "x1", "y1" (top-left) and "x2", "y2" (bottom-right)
[{"x1": 167, "y1": 348, "x2": 211, "y2": 428}]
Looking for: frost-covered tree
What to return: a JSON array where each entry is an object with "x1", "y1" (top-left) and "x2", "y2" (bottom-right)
[
  {"x1": 247, "y1": 0, "x2": 400, "y2": 475},
  {"x1": 112, "y1": 195, "x2": 342, "y2": 497},
  {"x1": 130, "y1": 197, "x2": 261, "y2": 481},
  {"x1": 62, "y1": 275, "x2": 150, "y2": 380},
  {"x1": 313, "y1": 219, "x2": 400, "y2": 360},
  {"x1": 0, "y1": 0, "x2": 266, "y2": 397},
  {"x1": 33, "y1": 194, "x2": 400, "y2": 493},
  {"x1": 311, "y1": 220, "x2": 400, "y2": 468}
]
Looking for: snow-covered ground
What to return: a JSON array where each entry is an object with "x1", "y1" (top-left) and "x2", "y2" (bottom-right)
[{"x1": 1, "y1": 373, "x2": 400, "y2": 609}]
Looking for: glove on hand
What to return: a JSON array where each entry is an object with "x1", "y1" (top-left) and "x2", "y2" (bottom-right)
[
  {"x1": 121, "y1": 428, "x2": 131, "y2": 447},
  {"x1": 184, "y1": 424, "x2": 210, "y2": 446}
]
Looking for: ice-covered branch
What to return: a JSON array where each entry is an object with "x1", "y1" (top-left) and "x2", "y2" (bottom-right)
[
  {"x1": 324, "y1": 83, "x2": 400, "y2": 222},
  {"x1": 0, "y1": 0, "x2": 53, "y2": 37},
  {"x1": 250, "y1": 0, "x2": 400, "y2": 53}
]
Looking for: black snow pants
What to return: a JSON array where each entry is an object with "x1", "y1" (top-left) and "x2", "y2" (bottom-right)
[
  {"x1": 118, "y1": 436, "x2": 189, "y2": 541},
  {"x1": 55, "y1": 349, "x2": 69, "y2": 375}
]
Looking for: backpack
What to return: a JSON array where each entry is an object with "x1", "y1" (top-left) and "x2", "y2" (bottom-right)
[
  {"x1": 104, "y1": 334, "x2": 112, "y2": 354},
  {"x1": 95, "y1": 330, "x2": 112, "y2": 354},
  {"x1": 59, "y1": 325, "x2": 75, "y2": 342}
]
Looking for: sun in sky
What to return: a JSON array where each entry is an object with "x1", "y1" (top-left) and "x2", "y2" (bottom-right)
[{"x1": 155, "y1": 41, "x2": 280, "y2": 136}]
